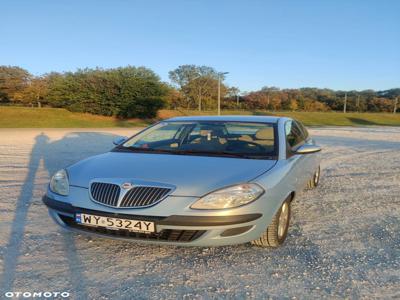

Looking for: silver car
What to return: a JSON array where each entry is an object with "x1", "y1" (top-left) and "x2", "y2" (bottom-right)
[{"x1": 43, "y1": 116, "x2": 321, "y2": 247}]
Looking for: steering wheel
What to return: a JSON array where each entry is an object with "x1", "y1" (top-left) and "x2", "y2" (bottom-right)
[{"x1": 227, "y1": 140, "x2": 265, "y2": 152}]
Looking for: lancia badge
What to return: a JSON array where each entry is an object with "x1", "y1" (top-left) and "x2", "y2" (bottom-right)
[{"x1": 121, "y1": 182, "x2": 133, "y2": 190}]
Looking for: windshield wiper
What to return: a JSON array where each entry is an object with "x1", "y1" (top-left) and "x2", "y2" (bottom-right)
[
  {"x1": 170, "y1": 150, "x2": 272, "y2": 159},
  {"x1": 171, "y1": 150, "x2": 242, "y2": 158},
  {"x1": 116, "y1": 147, "x2": 275, "y2": 159},
  {"x1": 117, "y1": 147, "x2": 175, "y2": 154}
]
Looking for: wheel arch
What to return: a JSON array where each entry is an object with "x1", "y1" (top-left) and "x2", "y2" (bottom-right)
[{"x1": 288, "y1": 191, "x2": 296, "y2": 202}]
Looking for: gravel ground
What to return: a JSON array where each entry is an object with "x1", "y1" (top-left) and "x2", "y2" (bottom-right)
[{"x1": 0, "y1": 127, "x2": 399, "y2": 299}]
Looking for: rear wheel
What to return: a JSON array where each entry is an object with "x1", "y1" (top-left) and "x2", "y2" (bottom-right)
[
  {"x1": 251, "y1": 197, "x2": 291, "y2": 248},
  {"x1": 307, "y1": 165, "x2": 321, "y2": 189}
]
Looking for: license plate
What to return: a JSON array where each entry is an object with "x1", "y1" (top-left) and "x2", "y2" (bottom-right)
[{"x1": 75, "y1": 213, "x2": 155, "y2": 233}]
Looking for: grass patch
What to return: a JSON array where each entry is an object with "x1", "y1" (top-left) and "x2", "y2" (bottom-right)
[
  {"x1": 1, "y1": 106, "x2": 399, "y2": 127},
  {"x1": 0, "y1": 107, "x2": 151, "y2": 128}
]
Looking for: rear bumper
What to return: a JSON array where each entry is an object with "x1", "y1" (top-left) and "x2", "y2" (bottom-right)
[{"x1": 43, "y1": 195, "x2": 267, "y2": 246}]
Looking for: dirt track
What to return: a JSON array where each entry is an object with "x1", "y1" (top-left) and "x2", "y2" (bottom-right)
[{"x1": 0, "y1": 127, "x2": 399, "y2": 299}]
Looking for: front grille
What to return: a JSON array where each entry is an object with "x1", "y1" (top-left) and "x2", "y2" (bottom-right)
[
  {"x1": 59, "y1": 215, "x2": 205, "y2": 242},
  {"x1": 120, "y1": 186, "x2": 171, "y2": 207},
  {"x1": 90, "y1": 182, "x2": 172, "y2": 208},
  {"x1": 90, "y1": 182, "x2": 120, "y2": 206}
]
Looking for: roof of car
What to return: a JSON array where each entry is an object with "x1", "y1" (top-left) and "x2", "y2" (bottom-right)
[{"x1": 166, "y1": 115, "x2": 283, "y2": 123}]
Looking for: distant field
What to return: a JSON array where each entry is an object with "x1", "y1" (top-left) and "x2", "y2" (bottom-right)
[
  {"x1": 0, "y1": 107, "x2": 150, "y2": 128},
  {"x1": 159, "y1": 109, "x2": 400, "y2": 126},
  {"x1": 1, "y1": 106, "x2": 400, "y2": 127}
]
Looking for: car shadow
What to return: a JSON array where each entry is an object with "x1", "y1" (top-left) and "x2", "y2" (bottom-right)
[{"x1": 0, "y1": 131, "x2": 117, "y2": 297}]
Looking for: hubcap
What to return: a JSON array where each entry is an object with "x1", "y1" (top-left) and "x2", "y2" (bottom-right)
[{"x1": 278, "y1": 202, "x2": 289, "y2": 238}]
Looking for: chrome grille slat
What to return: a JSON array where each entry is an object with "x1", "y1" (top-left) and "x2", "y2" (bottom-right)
[
  {"x1": 112, "y1": 185, "x2": 119, "y2": 206},
  {"x1": 155, "y1": 188, "x2": 168, "y2": 201},
  {"x1": 137, "y1": 187, "x2": 152, "y2": 206},
  {"x1": 133, "y1": 188, "x2": 144, "y2": 206},
  {"x1": 111, "y1": 185, "x2": 118, "y2": 206},
  {"x1": 142, "y1": 188, "x2": 158, "y2": 206},
  {"x1": 93, "y1": 183, "x2": 100, "y2": 199},
  {"x1": 144, "y1": 187, "x2": 159, "y2": 206},
  {"x1": 120, "y1": 186, "x2": 172, "y2": 208},
  {"x1": 90, "y1": 182, "x2": 120, "y2": 207},
  {"x1": 106, "y1": 185, "x2": 113, "y2": 206},
  {"x1": 126, "y1": 187, "x2": 142, "y2": 207},
  {"x1": 104, "y1": 184, "x2": 111, "y2": 205},
  {"x1": 155, "y1": 189, "x2": 162, "y2": 203},
  {"x1": 98, "y1": 184, "x2": 106, "y2": 204},
  {"x1": 91, "y1": 183, "x2": 97, "y2": 198},
  {"x1": 155, "y1": 188, "x2": 167, "y2": 203},
  {"x1": 133, "y1": 187, "x2": 148, "y2": 207},
  {"x1": 136, "y1": 187, "x2": 147, "y2": 206},
  {"x1": 123, "y1": 188, "x2": 134, "y2": 207},
  {"x1": 125, "y1": 189, "x2": 135, "y2": 207}
]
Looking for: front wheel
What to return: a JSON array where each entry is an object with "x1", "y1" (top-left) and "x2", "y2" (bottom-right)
[{"x1": 251, "y1": 197, "x2": 291, "y2": 248}]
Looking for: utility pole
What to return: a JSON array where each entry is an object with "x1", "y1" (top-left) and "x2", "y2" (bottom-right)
[
  {"x1": 217, "y1": 76, "x2": 221, "y2": 115},
  {"x1": 394, "y1": 97, "x2": 398, "y2": 114},
  {"x1": 236, "y1": 94, "x2": 239, "y2": 107},
  {"x1": 343, "y1": 92, "x2": 347, "y2": 113},
  {"x1": 217, "y1": 72, "x2": 229, "y2": 116}
]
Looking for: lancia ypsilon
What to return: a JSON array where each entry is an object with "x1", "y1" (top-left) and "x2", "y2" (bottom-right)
[{"x1": 43, "y1": 116, "x2": 321, "y2": 247}]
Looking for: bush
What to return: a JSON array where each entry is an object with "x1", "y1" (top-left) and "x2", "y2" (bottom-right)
[
  {"x1": 118, "y1": 97, "x2": 165, "y2": 118},
  {"x1": 46, "y1": 67, "x2": 166, "y2": 118}
]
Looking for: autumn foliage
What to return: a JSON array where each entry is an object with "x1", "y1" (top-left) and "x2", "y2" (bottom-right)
[{"x1": 0, "y1": 65, "x2": 399, "y2": 117}]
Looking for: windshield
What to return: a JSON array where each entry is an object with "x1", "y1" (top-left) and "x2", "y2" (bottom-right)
[{"x1": 120, "y1": 121, "x2": 278, "y2": 159}]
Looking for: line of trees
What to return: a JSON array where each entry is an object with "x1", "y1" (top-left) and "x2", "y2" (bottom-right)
[
  {"x1": 0, "y1": 65, "x2": 399, "y2": 118},
  {"x1": 224, "y1": 87, "x2": 400, "y2": 113},
  {"x1": 0, "y1": 66, "x2": 167, "y2": 118}
]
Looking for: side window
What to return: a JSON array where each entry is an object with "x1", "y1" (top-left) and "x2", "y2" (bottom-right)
[{"x1": 285, "y1": 120, "x2": 305, "y2": 151}]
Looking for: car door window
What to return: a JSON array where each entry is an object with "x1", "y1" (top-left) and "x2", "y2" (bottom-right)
[{"x1": 285, "y1": 120, "x2": 305, "y2": 152}]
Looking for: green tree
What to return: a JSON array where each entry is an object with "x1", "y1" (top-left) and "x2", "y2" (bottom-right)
[{"x1": 169, "y1": 65, "x2": 227, "y2": 110}]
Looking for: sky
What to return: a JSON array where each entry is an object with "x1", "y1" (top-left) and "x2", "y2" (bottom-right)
[{"x1": 1, "y1": 0, "x2": 399, "y2": 92}]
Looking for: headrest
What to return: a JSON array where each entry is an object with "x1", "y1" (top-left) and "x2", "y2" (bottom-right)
[
  {"x1": 255, "y1": 128, "x2": 274, "y2": 140},
  {"x1": 199, "y1": 126, "x2": 224, "y2": 137}
]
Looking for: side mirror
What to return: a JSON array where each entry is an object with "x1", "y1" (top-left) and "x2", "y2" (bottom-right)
[
  {"x1": 295, "y1": 144, "x2": 321, "y2": 154},
  {"x1": 113, "y1": 136, "x2": 128, "y2": 146}
]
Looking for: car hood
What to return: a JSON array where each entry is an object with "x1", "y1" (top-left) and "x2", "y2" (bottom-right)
[{"x1": 67, "y1": 152, "x2": 276, "y2": 197}]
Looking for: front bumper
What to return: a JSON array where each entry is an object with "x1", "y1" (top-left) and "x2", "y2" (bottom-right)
[{"x1": 43, "y1": 186, "x2": 279, "y2": 246}]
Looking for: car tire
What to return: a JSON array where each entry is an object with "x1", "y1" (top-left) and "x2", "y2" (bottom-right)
[
  {"x1": 307, "y1": 165, "x2": 321, "y2": 189},
  {"x1": 251, "y1": 196, "x2": 291, "y2": 248}
]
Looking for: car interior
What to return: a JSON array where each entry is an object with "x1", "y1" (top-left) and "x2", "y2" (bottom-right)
[{"x1": 130, "y1": 122, "x2": 277, "y2": 155}]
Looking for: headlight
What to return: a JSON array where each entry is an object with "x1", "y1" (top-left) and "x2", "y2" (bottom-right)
[
  {"x1": 191, "y1": 183, "x2": 264, "y2": 210},
  {"x1": 50, "y1": 169, "x2": 69, "y2": 196}
]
